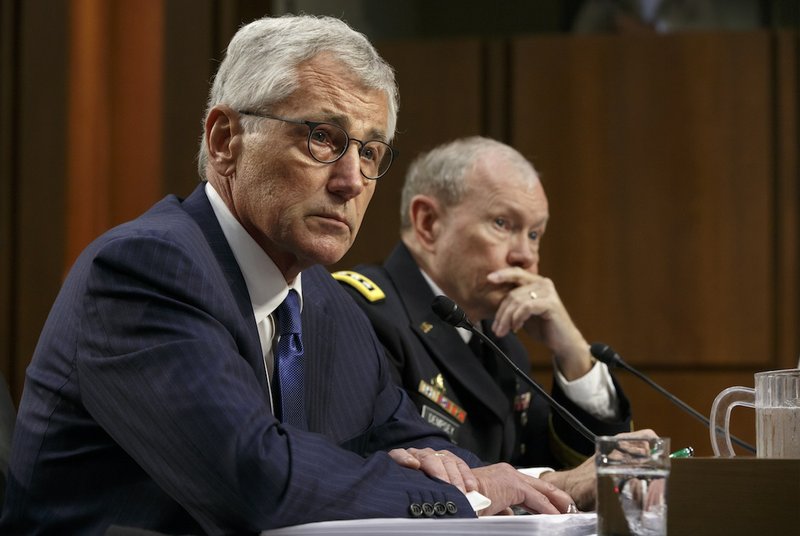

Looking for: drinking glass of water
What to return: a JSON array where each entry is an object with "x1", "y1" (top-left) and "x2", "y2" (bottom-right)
[{"x1": 596, "y1": 435, "x2": 670, "y2": 536}]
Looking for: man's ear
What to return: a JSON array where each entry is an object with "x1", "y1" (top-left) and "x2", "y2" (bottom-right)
[
  {"x1": 408, "y1": 195, "x2": 442, "y2": 251},
  {"x1": 205, "y1": 104, "x2": 243, "y2": 177}
]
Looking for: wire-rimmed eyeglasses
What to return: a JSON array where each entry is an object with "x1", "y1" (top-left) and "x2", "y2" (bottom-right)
[{"x1": 238, "y1": 111, "x2": 396, "y2": 180}]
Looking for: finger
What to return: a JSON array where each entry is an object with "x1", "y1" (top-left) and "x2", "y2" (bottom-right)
[
  {"x1": 487, "y1": 267, "x2": 537, "y2": 286},
  {"x1": 438, "y1": 454, "x2": 467, "y2": 493},
  {"x1": 387, "y1": 448, "x2": 420, "y2": 469},
  {"x1": 509, "y1": 295, "x2": 539, "y2": 333},
  {"x1": 437, "y1": 453, "x2": 477, "y2": 493},
  {"x1": 522, "y1": 478, "x2": 574, "y2": 514},
  {"x1": 454, "y1": 456, "x2": 478, "y2": 491},
  {"x1": 492, "y1": 291, "x2": 523, "y2": 336},
  {"x1": 416, "y1": 451, "x2": 473, "y2": 493},
  {"x1": 493, "y1": 288, "x2": 544, "y2": 337},
  {"x1": 515, "y1": 488, "x2": 560, "y2": 515}
]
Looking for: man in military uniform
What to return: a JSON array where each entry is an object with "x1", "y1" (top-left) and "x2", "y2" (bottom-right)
[{"x1": 338, "y1": 136, "x2": 633, "y2": 470}]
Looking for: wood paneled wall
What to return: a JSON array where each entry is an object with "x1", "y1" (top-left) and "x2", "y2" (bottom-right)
[
  {"x1": 1, "y1": 0, "x2": 70, "y2": 400},
  {"x1": 512, "y1": 32, "x2": 776, "y2": 369},
  {"x1": 508, "y1": 32, "x2": 798, "y2": 454},
  {"x1": 66, "y1": 0, "x2": 164, "y2": 267},
  {"x1": 1, "y1": 2, "x2": 797, "y2": 456}
]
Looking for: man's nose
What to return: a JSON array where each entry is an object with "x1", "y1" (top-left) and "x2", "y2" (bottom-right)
[
  {"x1": 328, "y1": 144, "x2": 366, "y2": 199},
  {"x1": 507, "y1": 236, "x2": 538, "y2": 272}
]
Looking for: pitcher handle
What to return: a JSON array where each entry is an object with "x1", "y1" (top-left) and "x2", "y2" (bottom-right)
[{"x1": 710, "y1": 386, "x2": 755, "y2": 457}]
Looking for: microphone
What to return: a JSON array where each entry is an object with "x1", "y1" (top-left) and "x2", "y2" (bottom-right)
[
  {"x1": 431, "y1": 295, "x2": 596, "y2": 444},
  {"x1": 590, "y1": 343, "x2": 756, "y2": 454}
]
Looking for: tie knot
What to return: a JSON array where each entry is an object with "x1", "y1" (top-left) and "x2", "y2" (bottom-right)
[{"x1": 276, "y1": 290, "x2": 302, "y2": 336}]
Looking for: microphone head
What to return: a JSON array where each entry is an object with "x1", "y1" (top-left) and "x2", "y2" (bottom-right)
[
  {"x1": 590, "y1": 342, "x2": 623, "y2": 367},
  {"x1": 431, "y1": 295, "x2": 471, "y2": 329}
]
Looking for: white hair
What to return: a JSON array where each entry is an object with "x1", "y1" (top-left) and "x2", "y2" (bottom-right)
[
  {"x1": 197, "y1": 14, "x2": 398, "y2": 179},
  {"x1": 400, "y1": 136, "x2": 539, "y2": 230}
]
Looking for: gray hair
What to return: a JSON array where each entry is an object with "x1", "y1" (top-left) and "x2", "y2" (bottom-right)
[
  {"x1": 197, "y1": 14, "x2": 398, "y2": 179},
  {"x1": 400, "y1": 136, "x2": 539, "y2": 230}
]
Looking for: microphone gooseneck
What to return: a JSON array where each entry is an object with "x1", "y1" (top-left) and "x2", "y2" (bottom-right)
[
  {"x1": 432, "y1": 296, "x2": 596, "y2": 444},
  {"x1": 590, "y1": 343, "x2": 756, "y2": 454}
]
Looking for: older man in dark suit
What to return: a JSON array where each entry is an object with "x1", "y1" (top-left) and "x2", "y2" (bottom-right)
[{"x1": 0, "y1": 16, "x2": 575, "y2": 535}]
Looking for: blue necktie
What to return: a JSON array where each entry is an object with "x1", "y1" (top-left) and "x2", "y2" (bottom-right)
[{"x1": 274, "y1": 289, "x2": 306, "y2": 429}]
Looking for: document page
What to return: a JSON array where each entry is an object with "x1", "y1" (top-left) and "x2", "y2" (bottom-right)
[{"x1": 262, "y1": 512, "x2": 597, "y2": 535}]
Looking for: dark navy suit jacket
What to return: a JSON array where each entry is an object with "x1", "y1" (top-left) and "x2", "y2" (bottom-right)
[
  {"x1": 0, "y1": 185, "x2": 477, "y2": 535},
  {"x1": 341, "y1": 243, "x2": 632, "y2": 468}
]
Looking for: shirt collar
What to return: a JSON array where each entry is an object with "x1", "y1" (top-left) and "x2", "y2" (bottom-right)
[
  {"x1": 419, "y1": 268, "x2": 472, "y2": 344},
  {"x1": 205, "y1": 182, "x2": 303, "y2": 323}
]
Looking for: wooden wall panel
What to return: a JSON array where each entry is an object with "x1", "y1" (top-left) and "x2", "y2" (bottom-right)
[
  {"x1": 109, "y1": 1, "x2": 164, "y2": 224},
  {"x1": 13, "y1": 0, "x2": 70, "y2": 398},
  {"x1": 774, "y1": 31, "x2": 800, "y2": 369},
  {"x1": 162, "y1": 0, "x2": 217, "y2": 196},
  {"x1": 66, "y1": 0, "x2": 112, "y2": 267},
  {"x1": 0, "y1": 0, "x2": 18, "y2": 385},
  {"x1": 511, "y1": 32, "x2": 796, "y2": 455},
  {"x1": 334, "y1": 40, "x2": 485, "y2": 269},
  {"x1": 511, "y1": 33, "x2": 775, "y2": 369},
  {"x1": 66, "y1": 0, "x2": 164, "y2": 268},
  {"x1": 160, "y1": 0, "x2": 274, "y2": 198},
  {"x1": 531, "y1": 362, "x2": 757, "y2": 457}
]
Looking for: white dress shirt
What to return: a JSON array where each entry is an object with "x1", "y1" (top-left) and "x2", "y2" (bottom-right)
[{"x1": 205, "y1": 183, "x2": 303, "y2": 413}]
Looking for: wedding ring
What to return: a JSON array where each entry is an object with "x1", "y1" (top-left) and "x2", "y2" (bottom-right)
[
  {"x1": 434, "y1": 453, "x2": 446, "y2": 457},
  {"x1": 529, "y1": 290, "x2": 538, "y2": 300}
]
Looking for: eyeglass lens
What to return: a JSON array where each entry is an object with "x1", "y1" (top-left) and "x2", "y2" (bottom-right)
[{"x1": 308, "y1": 123, "x2": 392, "y2": 179}]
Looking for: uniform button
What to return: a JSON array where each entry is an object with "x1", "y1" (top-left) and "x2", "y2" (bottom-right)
[
  {"x1": 433, "y1": 501, "x2": 447, "y2": 516},
  {"x1": 422, "y1": 502, "x2": 435, "y2": 517},
  {"x1": 409, "y1": 503, "x2": 423, "y2": 517},
  {"x1": 445, "y1": 501, "x2": 458, "y2": 515}
]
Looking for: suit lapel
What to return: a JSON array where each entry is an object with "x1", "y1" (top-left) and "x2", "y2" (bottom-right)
[
  {"x1": 180, "y1": 184, "x2": 268, "y2": 395},
  {"x1": 384, "y1": 244, "x2": 511, "y2": 423},
  {"x1": 297, "y1": 270, "x2": 337, "y2": 436}
]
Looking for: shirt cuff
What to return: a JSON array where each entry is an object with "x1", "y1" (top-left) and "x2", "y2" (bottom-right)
[
  {"x1": 554, "y1": 359, "x2": 620, "y2": 420},
  {"x1": 465, "y1": 490, "x2": 491, "y2": 512},
  {"x1": 517, "y1": 466, "x2": 556, "y2": 479}
]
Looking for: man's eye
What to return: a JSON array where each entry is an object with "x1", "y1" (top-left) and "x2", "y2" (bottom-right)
[
  {"x1": 310, "y1": 129, "x2": 330, "y2": 144},
  {"x1": 529, "y1": 230, "x2": 539, "y2": 241},
  {"x1": 361, "y1": 146, "x2": 376, "y2": 161},
  {"x1": 494, "y1": 218, "x2": 507, "y2": 228}
]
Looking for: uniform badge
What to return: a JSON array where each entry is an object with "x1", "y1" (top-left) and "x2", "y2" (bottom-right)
[
  {"x1": 431, "y1": 373, "x2": 445, "y2": 392},
  {"x1": 420, "y1": 321, "x2": 433, "y2": 333},
  {"x1": 421, "y1": 405, "x2": 460, "y2": 440},
  {"x1": 514, "y1": 392, "x2": 531, "y2": 412},
  {"x1": 418, "y1": 379, "x2": 467, "y2": 423},
  {"x1": 332, "y1": 270, "x2": 386, "y2": 302}
]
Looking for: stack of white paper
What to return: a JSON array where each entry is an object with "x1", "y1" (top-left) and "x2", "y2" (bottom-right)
[{"x1": 262, "y1": 512, "x2": 597, "y2": 536}]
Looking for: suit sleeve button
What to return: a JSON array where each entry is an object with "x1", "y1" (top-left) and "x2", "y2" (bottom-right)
[
  {"x1": 422, "y1": 502, "x2": 435, "y2": 517},
  {"x1": 445, "y1": 500, "x2": 458, "y2": 515},
  {"x1": 433, "y1": 501, "x2": 447, "y2": 516},
  {"x1": 409, "y1": 503, "x2": 423, "y2": 517}
]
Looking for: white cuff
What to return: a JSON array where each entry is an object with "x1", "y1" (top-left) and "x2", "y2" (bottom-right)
[
  {"x1": 465, "y1": 490, "x2": 491, "y2": 511},
  {"x1": 554, "y1": 359, "x2": 620, "y2": 420},
  {"x1": 517, "y1": 467, "x2": 555, "y2": 479}
]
